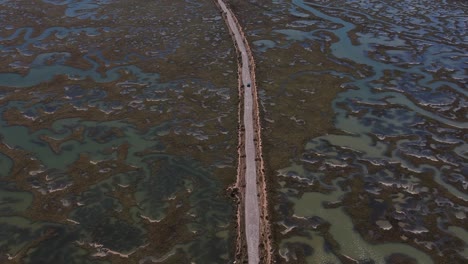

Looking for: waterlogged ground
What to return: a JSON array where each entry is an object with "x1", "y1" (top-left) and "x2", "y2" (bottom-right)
[
  {"x1": 228, "y1": 0, "x2": 467, "y2": 263},
  {"x1": 1, "y1": 0, "x2": 467, "y2": 263},
  {"x1": 0, "y1": 0, "x2": 238, "y2": 263}
]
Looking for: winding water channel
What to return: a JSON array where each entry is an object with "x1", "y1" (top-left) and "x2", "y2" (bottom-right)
[
  {"x1": 0, "y1": 0, "x2": 238, "y2": 262},
  {"x1": 230, "y1": 0, "x2": 466, "y2": 263},
  {"x1": 0, "y1": 0, "x2": 466, "y2": 263}
]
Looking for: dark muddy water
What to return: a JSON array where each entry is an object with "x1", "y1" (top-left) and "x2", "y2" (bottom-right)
[
  {"x1": 0, "y1": 0, "x2": 238, "y2": 263},
  {"x1": 1, "y1": 0, "x2": 467, "y2": 263},
  {"x1": 227, "y1": 0, "x2": 466, "y2": 263}
]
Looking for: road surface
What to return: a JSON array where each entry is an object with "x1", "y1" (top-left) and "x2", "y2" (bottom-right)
[{"x1": 216, "y1": 0, "x2": 260, "y2": 263}]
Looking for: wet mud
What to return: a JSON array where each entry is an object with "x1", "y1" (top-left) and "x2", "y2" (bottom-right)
[
  {"x1": 0, "y1": 0, "x2": 239, "y2": 263},
  {"x1": 227, "y1": 0, "x2": 467, "y2": 263}
]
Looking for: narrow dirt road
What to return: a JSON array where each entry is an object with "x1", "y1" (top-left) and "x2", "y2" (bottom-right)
[
  {"x1": 216, "y1": 0, "x2": 259, "y2": 263},
  {"x1": 214, "y1": 0, "x2": 271, "y2": 263}
]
